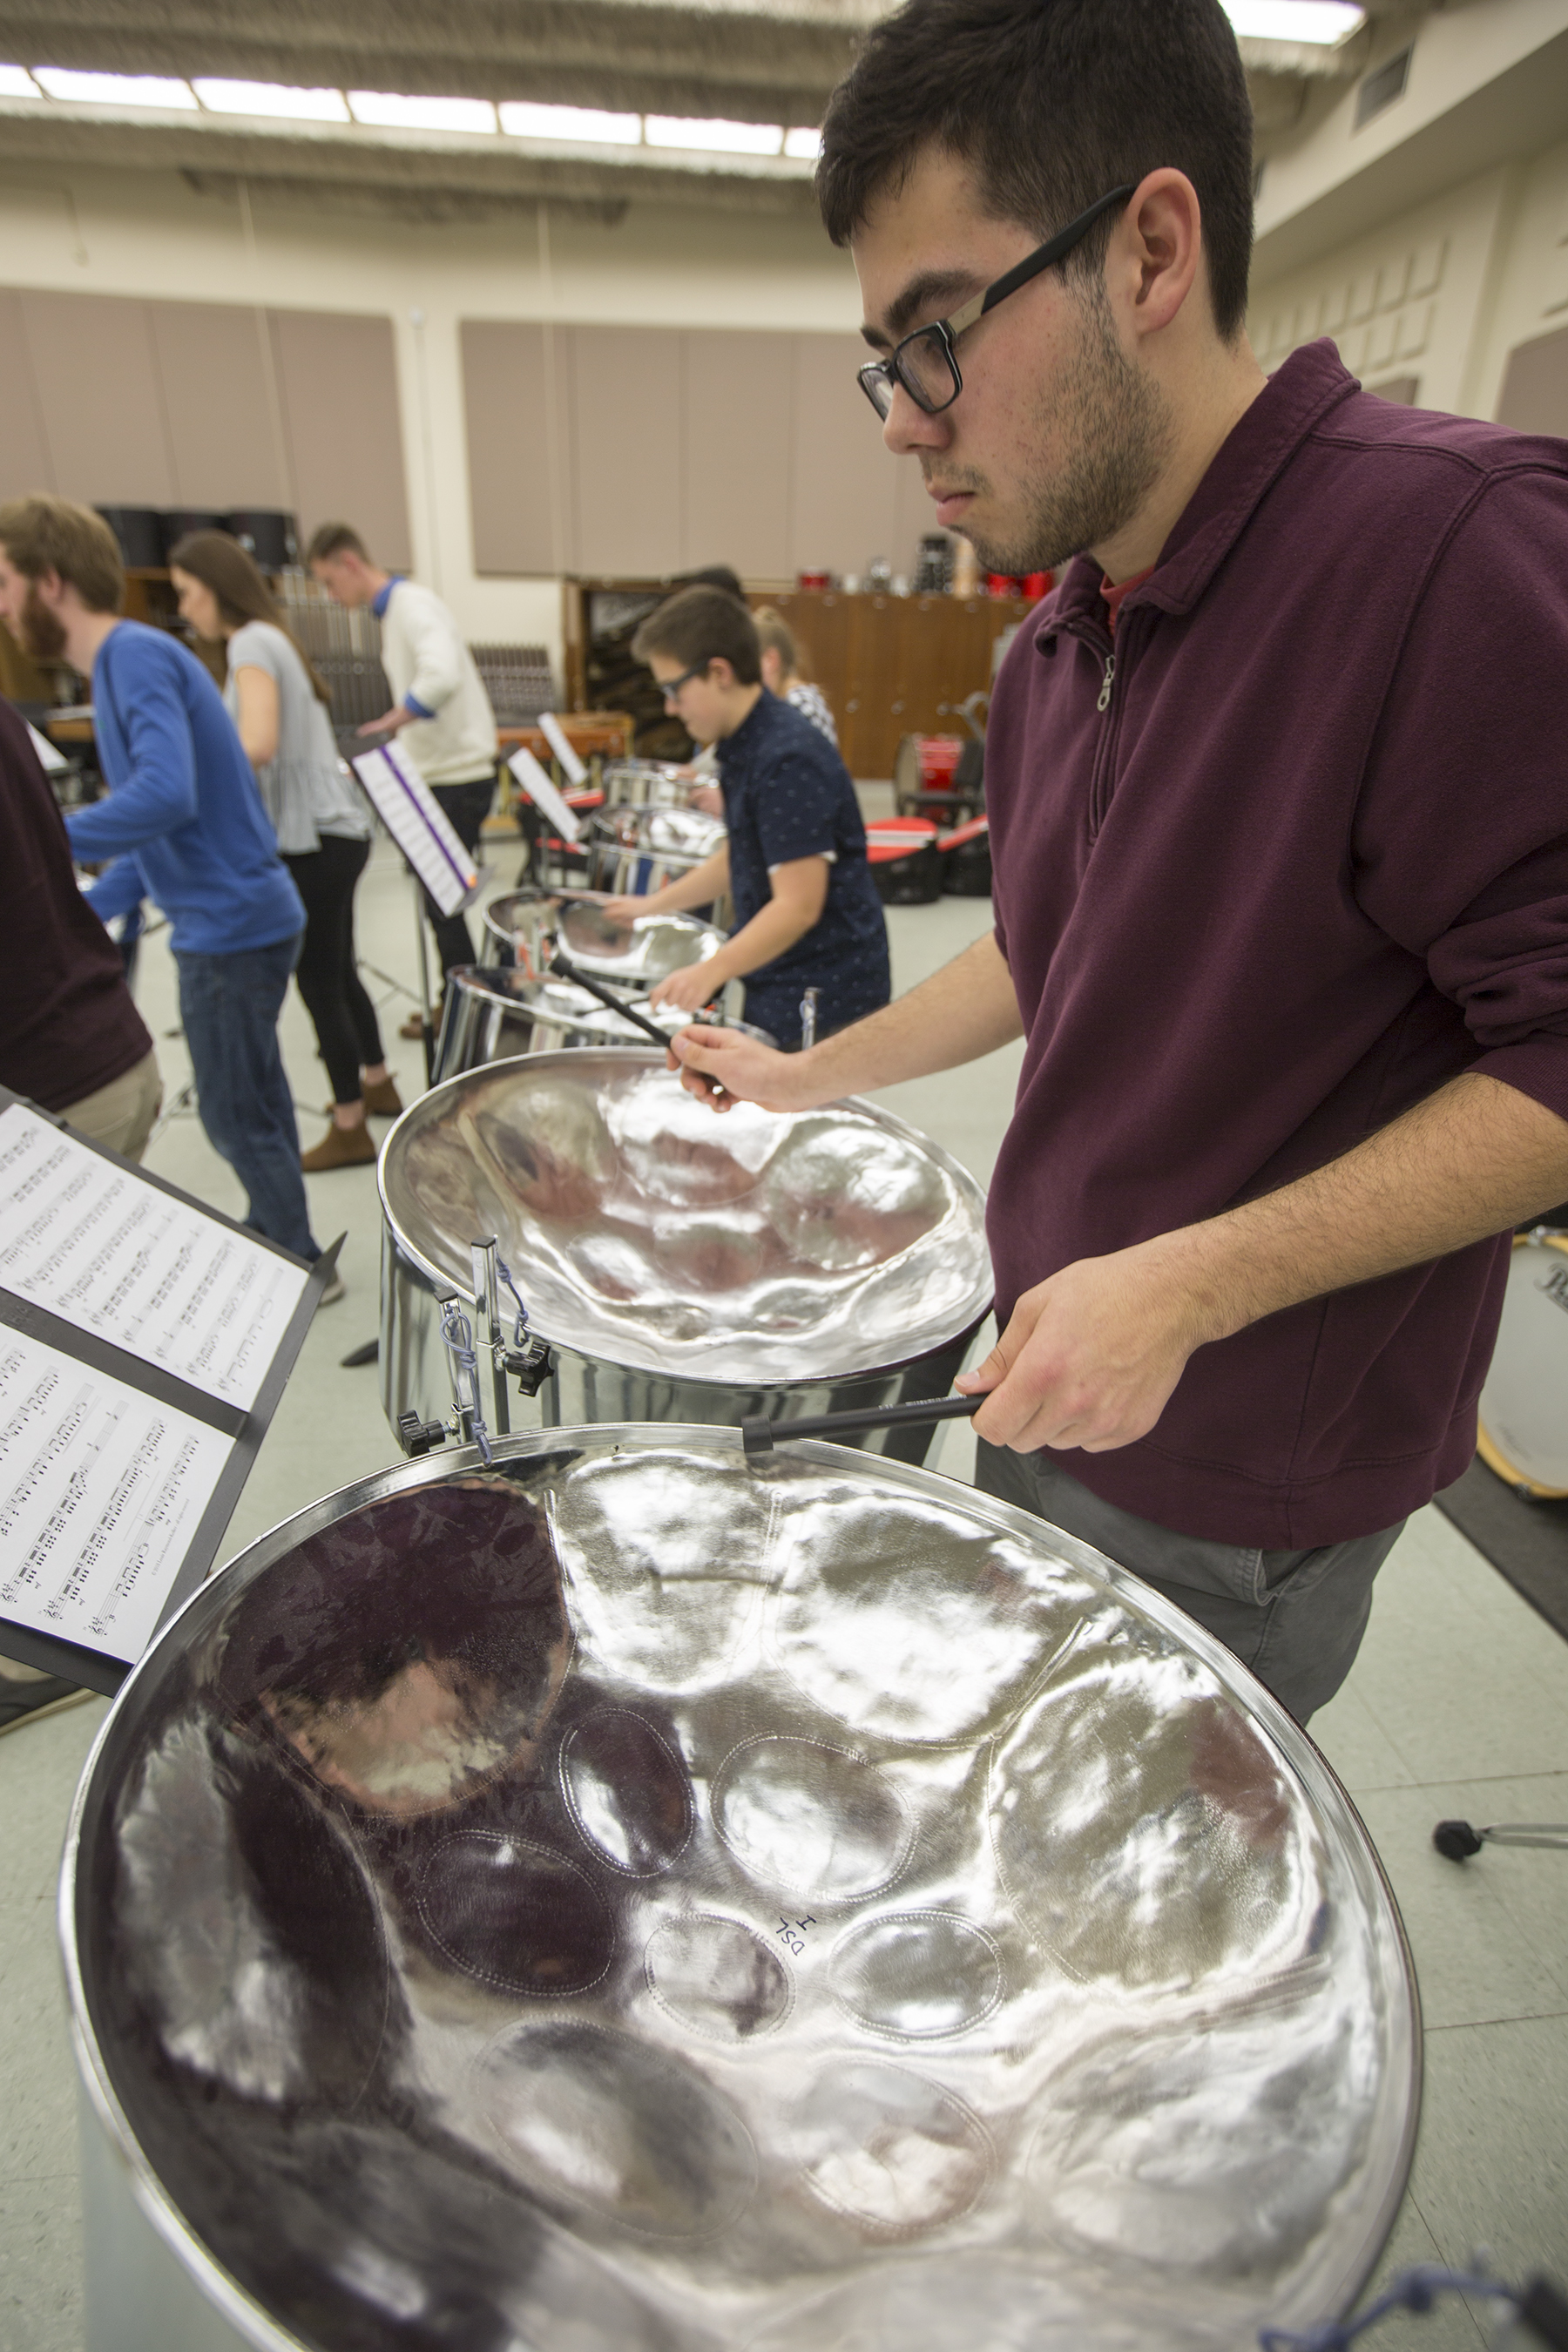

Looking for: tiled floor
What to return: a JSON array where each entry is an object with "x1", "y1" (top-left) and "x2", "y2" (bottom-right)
[{"x1": 3, "y1": 837, "x2": 1565, "y2": 2349}]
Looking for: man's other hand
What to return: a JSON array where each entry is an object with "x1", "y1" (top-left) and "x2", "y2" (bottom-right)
[
  {"x1": 956, "y1": 1241, "x2": 1210, "y2": 1454},
  {"x1": 669, "y1": 1024, "x2": 815, "y2": 1114}
]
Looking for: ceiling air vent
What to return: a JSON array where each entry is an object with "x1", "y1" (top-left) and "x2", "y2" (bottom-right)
[{"x1": 1355, "y1": 44, "x2": 1411, "y2": 131}]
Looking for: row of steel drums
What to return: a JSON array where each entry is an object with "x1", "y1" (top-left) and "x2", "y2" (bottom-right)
[
  {"x1": 533, "y1": 760, "x2": 730, "y2": 903},
  {"x1": 61, "y1": 760, "x2": 1421, "y2": 2352}
]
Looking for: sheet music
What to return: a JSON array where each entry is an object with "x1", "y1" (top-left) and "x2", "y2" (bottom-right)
[
  {"x1": 509, "y1": 747, "x2": 583, "y2": 844},
  {"x1": 0, "y1": 1105, "x2": 309, "y2": 1411},
  {"x1": 537, "y1": 711, "x2": 588, "y2": 787},
  {"x1": 0, "y1": 1327, "x2": 230, "y2": 1659},
  {"x1": 351, "y1": 742, "x2": 479, "y2": 916}
]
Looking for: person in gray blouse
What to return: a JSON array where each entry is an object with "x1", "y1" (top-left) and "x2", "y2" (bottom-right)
[{"x1": 168, "y1": 533, "x2": 402, "y2": 1170}]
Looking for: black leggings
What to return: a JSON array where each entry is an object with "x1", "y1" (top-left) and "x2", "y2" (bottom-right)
[
  {"x1": 424, "y1": 776, "x2": 496, "y2": 979},
  {"x1": 281, "y1": 833, "x2": 384, "y2": 1104}
]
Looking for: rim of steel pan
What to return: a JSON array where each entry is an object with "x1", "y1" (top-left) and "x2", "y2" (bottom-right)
[
  {"x1": 59, "y1": 1426, "x2": 1423, "y2": 2352},
  {"x1": 375, "y1": 1047, "x2": 995, "y2": 1383}
]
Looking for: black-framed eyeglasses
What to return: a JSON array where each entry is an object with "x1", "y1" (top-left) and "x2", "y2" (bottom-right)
[
  {"x1": 856, "y1": 184, "x2": 1136, "y2": 422},
  {"x1": 656, "y1": 662, "x2": 708, "y2": 702}
]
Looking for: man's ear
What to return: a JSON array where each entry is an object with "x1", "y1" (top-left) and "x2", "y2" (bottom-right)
[{"x1": 707, "y1": 657, "x2": 736, "y2": 691}]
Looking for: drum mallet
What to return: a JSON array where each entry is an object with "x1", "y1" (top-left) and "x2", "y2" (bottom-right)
[
  {"x1": 549, "y1": 950, "x2": 673, "y2": 1048},
  {"x1": 741, "y1": 1394, "x2": 979, "y2": 1456}
]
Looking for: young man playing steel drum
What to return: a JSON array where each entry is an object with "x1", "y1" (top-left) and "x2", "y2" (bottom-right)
[{"x1": 667, "y1": 0, "x2": 1568, "y2": 1723}]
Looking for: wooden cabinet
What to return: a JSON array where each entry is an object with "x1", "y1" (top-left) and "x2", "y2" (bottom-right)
[{"x1": 765, "y1": 590, "x2": 1037, "y2": 780}]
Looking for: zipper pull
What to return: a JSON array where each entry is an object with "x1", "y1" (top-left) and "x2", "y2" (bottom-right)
[{"x1": 1097, "y1": 652, "x2": 1116, "y2": 713}]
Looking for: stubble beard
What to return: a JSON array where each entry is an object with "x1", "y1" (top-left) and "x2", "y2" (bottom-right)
[
  {"x1": 18, "y1": 582, "x2": 67, "y2": 663},
  {"x1": 947, "y1": 280, "x2": 1175, "y2": 577}
]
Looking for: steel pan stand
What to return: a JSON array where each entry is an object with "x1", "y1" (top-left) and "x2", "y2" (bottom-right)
[{"x1": 395, "y1": 1237, "x2": 552, "y2": 1462}]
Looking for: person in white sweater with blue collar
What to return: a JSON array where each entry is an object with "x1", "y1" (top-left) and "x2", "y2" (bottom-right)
[{"x1": 308, "y1": 522, "x2": 497, "y2": 1019}]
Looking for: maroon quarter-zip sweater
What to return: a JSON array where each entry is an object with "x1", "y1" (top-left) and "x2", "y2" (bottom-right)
[{"x1": 984, "y1": 340, "x2": 1568, "y2": 1548}]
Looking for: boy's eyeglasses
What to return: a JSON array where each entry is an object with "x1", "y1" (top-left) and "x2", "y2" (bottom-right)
[
  {"x1": 656, "y1": 663, "x2": 709, "y2": 703},
  {"x1": 857, "y1": 185, "x2": 1136, "y2": 422}
]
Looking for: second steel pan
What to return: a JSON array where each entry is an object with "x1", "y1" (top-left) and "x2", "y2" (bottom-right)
[
  {"x1": 600, "y1": 757, "x2": 708, "y2": 808},
  {"x1": 378, "y1": 1049, "x2": 992, "y2": 1459},
  {"x1": 480, "y1": 888, "x2": 724, "y2": 983},
  {"x1": 585, "y1": 803, "x2": 727, "y2": 900},
  {"x1": 431, "y1": 965, "x2": 775, "y2": 1085},
  {"x1": 65, "y1": 1427, "x2": 1421, "y2": 2352}
]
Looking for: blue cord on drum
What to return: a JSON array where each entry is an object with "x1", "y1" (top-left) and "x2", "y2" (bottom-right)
[{"x1": 1260, "y1": 2266, "x2": 1568, "y2": 2350}]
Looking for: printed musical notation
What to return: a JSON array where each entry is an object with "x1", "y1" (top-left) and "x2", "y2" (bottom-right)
[
  {"x1": 0, "y1": 1105, "x2": 308, "y2": 1411},
  {"x1": 0, "y1": 1328, "x2": 229, "y2": 1659}
]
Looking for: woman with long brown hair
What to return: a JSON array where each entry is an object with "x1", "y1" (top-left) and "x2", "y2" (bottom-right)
[{"x1": 167, "y1": 531, "x2": 400, "y2": 1169}]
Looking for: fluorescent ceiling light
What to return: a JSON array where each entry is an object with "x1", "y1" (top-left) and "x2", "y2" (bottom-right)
[
  {"x1": 193, "y1": 78, "x2": 349, "y2": 121},
  {"x1": 33, "y1": 65, "x2": 199, "y2": 107},
  {"x1": 645, "y1": 115, "x2": 783, "y2": 155},
  {"x1": 348, "y1": 90, "x2": 497, "y2": 133},
  {"x1": 1223, "y1": 2, "x2": 1365, "y2": 40},
  {"x1": 783, "y1": 125, "x2": 821, "y2": 160},
  {"x1": 500, "y1": 99, "x2": 639, "y2": 145},
  {"x1": 0, "y1": 63, "x2": 40, "y2": 98}
]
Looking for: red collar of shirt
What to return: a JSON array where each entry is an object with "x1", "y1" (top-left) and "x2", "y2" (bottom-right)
[{"x1": 1100, "y1": 565, "x2": 1157, "y2": 635}]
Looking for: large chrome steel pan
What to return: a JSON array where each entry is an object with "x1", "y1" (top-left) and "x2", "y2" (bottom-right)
[
  {"x1": 64, "y1": 1427, "x2": 1421, "y2": 2352},
  {"x1": 378, "y1": 1050, "x2": 991, "y2": 1460},
  {"x1": 585, "y1": 803, "x2": 727, "y2": 900},
  {"x1": 480, "y1": 888, "x2": 724, "y2": 983},
  {"x1": 433, "y1": 965, "x2": 775, "y2": 1085}
]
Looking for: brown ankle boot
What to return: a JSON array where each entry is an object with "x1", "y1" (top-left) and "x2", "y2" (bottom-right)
[
  {"x1": 362, "y1": 1076, "x2": 405, "y2": 1117},
  {"x1": 301, "y1": 1121, "x2": 378, "y2": 1173}
]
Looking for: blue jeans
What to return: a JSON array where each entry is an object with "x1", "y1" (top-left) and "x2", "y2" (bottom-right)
[{"x1": 176, "y1": 935, "x2": 319, "y2": 1262}]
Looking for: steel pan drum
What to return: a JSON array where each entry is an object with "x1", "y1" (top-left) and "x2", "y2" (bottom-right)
[
  {"x1": 480, "y1": 888, "x2": 724, "y2": 983},
  {"x1": 585, "y1": 804, "x2": 727, "y2": 899},
  {"x1": 64, "y1": 1429, "x2": 1420, "y2": 2352},
  {"x1": 378, "y1": 1051, "x2": 992, "y2": 1458},
  {"x1": 433, "y1": 966, "x2": 776, "y2": 1085}
]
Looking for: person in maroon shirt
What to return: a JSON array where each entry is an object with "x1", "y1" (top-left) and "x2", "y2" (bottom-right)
[
  {"x1": 666, "y1": 0, "x2": 1568, "y2": 1722},
  {"x1": 0, "y1": 691, "x2": 161, "y2": 1734}
]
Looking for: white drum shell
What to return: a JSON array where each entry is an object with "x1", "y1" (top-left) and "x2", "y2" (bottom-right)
[{"x1": 1477, "y1": 1233, "x2": 1568, "y2": 1493}]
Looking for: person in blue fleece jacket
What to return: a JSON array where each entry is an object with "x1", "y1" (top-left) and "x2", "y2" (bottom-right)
[{"x1": 0, "y1": 497, "x2": 324, "y2": 1267}]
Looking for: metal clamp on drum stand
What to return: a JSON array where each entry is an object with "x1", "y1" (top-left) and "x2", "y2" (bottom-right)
[{"x1": 395, "y1": 1237, "x2": 553, "y2": 1461}]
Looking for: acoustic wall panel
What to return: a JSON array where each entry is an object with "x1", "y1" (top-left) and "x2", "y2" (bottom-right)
[
  {"x1": 570, "y1": 324, "x2": 685, "y2": 577},
  {"x1": 148, "y1": 300, "x2": 288, "y2": 510},
  {"x1": 461, "y1": 319, "x2": 573, "y2": 577},
  {"x1": 267, "y1": 308, "x2": 412, "y2": 570},
  {"x1": 17, "y1": 289, "x2": 177, "y2": 506},
  {"x1": 0, "y1": 290, "x2": 55, "y2": 501},
  {"x1": 788, "y1": 332, "x2": 903, "y2": 585},
  {"x1": 681, "y1": 329, "x2": 794, "y2": 583},
  {"x1": 1496, "y1": 323, "x2": 1568, "y2": 436}
]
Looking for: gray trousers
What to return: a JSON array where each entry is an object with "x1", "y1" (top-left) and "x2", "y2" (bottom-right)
[{"x1": 973, "y1": 1441, "x2": 1403, "y2": 1725}]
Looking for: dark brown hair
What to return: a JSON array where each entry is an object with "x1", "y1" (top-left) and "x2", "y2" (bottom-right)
[
  {"x1": 632, "y1": 585, "x2": 761, "y2": 687},
  {"x1": 0, "y1": 495, "x2": 124, "y2": 613},
  {"x1": 816, "y1": 0, "x2": 1254, "y2": 342},
  {"x1": 304, "y1": 520, "x2": 369, "y2": 564},
  {"x1": 169, "y1": 530, "x2": 331, "y2": 705}
]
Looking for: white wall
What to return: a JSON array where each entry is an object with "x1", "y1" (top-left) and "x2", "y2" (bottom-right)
[
  {"x1": 1247, "y1": 7, "x2": 1568, "y2": 432},
  {"x1": 0, "y1": 161, "x2": 864, "y2": 675}
]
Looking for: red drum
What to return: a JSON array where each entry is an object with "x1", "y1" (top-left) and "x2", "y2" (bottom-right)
[{"x1": 893, "y1": 733, "x2": 965, "y2": 817}]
